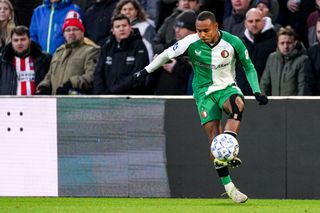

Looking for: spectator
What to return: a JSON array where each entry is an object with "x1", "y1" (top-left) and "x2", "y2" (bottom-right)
[
  {"x1": 154, "y1": 10, "x2": 196, "y2": 95},
  {"x1": 154, "y1": 0, "x2": 199, "y2": 54},
  {"x1": 255, "y1": 0, "x2": 281, "y2": 31},
  {"x1": 306, "y1": 0, "x2": 320, "y2": 47},
  {"x1": 237, "y1": 8, "x2": 277, "y2": 95},
  {"x1": 0, "y1": 0, "x2": 15, "y2": 53},
  {"x1": 137, "y1": 0, "x2": 159, "y2": 24},
  {"x1": 260, "y1": 26, "x2": 312, "y2": 96},
  {"x1": 156, "y1": 0, "x2": 178, "y2": 31},
  {"x1": 0, "y1": 26, "x2": 51, "y2": 95},
  {"x1": 278, "y1": 0, "x2": 315, "y2": 47},
  {"x1": 306, "y1": 17, "x2": 320, "y2": 95},
  {"x1": 253, "y1": 0, "x2": 279, "y2": 22},
  {"x1": 36, "y1": 10, "x2": 100, "y2": 95},
  {"x1": 114, "y1": 0, "x2": 156, "y2": 62},
  {"x1": 93, "y1": 14, "x2": 149, "y2": 95},
  {"x1": 222, "y1": 0, "x2": 252, "y2": 38},
  {"x1": 29, "y1": 0, "x2": 83, "y2": 55},
  {"x1": 84, "y1": 0, "x2": 118, "y2": 47}
]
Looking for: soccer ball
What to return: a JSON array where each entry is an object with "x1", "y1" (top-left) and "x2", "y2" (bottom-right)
[{"x1": 211, "y1": 133, "x2": 239, "y2": 161}]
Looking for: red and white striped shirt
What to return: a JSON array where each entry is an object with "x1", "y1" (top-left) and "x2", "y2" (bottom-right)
[{"x1": 14, "y1": 56, "x2": 36, "y2": 96}]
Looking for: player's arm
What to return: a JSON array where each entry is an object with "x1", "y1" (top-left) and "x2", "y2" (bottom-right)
[
  {"x1": 232, "y1": 37, "x2": 261, "y2": 94},
  {"x1": 231, "y1": 34, "x2": 268, "y2": 105},
  {"x1": 133, "y1": 34, "x2": 199, "y2": 82}
]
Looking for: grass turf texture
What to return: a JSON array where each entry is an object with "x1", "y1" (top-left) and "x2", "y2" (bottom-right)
[{"x1": 0, "y1": 198, "x2": 320, "y2": 213}]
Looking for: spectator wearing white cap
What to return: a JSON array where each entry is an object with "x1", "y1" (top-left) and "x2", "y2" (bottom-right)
[{"x1": 36, "y1": 10, "x2": 100, "y2": 95}]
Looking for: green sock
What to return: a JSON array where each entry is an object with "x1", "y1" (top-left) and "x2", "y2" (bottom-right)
[{"x1": 220, "y1": 175, "x2": 232, "y2": 185}]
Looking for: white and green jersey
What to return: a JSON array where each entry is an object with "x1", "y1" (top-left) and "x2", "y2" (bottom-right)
[{"x1": 145, "y1": 30, "x2": 261, "y2": 97}]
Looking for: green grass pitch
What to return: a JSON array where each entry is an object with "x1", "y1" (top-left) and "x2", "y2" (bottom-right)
[{"x1": 1, "y1": 198, "x2": 320, "y2": 213}]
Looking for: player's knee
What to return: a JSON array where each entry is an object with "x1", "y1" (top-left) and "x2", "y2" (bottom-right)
[{"x1": 228, "y1": 94, "x2": 244, "y2": 121}]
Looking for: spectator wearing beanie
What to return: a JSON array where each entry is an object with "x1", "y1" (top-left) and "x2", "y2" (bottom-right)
[
  {"x1": 255, "y1": 0, "x2": 281, "y2": 32},
  {"x1": 153, "y1": 10, "x2": 197, "y2": 95},
  {"x1": 36, "y1": 10, "x2": 100, "y2": 95}
]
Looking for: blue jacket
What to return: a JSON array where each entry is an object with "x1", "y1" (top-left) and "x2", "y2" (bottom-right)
[{"x1": 29, "y1": 0, "x2": 83, "y2": 55}]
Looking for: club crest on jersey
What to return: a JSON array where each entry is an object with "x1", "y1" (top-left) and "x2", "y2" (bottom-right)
[
  {"x1": 221, "y1": 50, "x2": 229, "y2": 58},
  {"x1": 195, "y1": 50, "x2": 201, "y2": 56},
  {"x1": 173, "y1": 42, "x2": 179, "y2": 51},
  {"x1": 201, "y1": 110, "x2": 208, "y2": 118}
]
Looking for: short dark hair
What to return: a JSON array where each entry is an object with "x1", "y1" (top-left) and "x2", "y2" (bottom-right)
[
  {"x1": 111, "y1": 14, "x2": 130, "y2": 27},
  {"x1": 11, "y1": 25, "x2": 30, "y2": 38},
  {"x1": 197, "y1": 11, "x2": 216, "y2": 23}
]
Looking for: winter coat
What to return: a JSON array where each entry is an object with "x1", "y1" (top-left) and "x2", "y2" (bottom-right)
[
  {"x1": 0, "y1": 41, "x2": 51, "y2": 95},
  {"x1": 83, "y1": 0, "x2": 118, "y2": 47},
  {"x1": 37, "y1": 37, "x2": 100, "y2": 95},
  {"x1": 154, "y1": 8, "x2": 182, "y2": 54},
  {"x1": 306, "y1": 43, "x2": 320, "y2": 95},
  {"x1": 237, "y1": 17, "x2": 277, "y2": 95},
  {"x1": 93, "y1": 29, "x2": 149, "y2": 95},
  {"x1": 260, "y1": 42, "x2": 312, "y2": 96},
  {"x1": 222, "y1": 11, "x2": 246, "y2": 39},
  {"x1": 306, "y1": 9, "x2": 320, "y2": 46},
  {"x1": 30, "y1": 0, "x2": 83, "y2": 55}
]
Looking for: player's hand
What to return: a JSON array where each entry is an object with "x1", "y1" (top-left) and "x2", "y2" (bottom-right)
[
  {"x1": 254, "y1": 93, "x2": 268, "y2": 105},
  {"x1": 133, "y1": 69, "x2": 148, "y2": 86}
]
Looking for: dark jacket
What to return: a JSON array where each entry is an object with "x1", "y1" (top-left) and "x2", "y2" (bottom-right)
[
  {"x1": 154, "y1": 40, "x2": 192, "y2": 95},
  {"x1": 237, "y1": 19, "x2": 277, "y2": 95},
  {"x1": 153, "y1": 8, "x2": 182, "y2": 54},
  {"x1": 0, "y1": 41, "x2": 51, "y2": 95},
  {"x1": 93, "y1": 29, "x2": 150, "y2": 95},
  {"x1": 306, "y1": 43, "x2": 320, "y2": 95},
  {"x1": 222, "y1": 11, "x2": 246, "y2": 39},
  {"x1": 84, "y1": 0, "x2": 118, "y2": 47}
]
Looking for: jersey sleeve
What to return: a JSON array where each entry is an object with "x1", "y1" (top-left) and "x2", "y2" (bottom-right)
[
  {"x1": 227, "y1": 33, "x2": 261, "y2": 94},
  {"x1": 145, "y1": 34, "x2": 199, "y2": 73}
]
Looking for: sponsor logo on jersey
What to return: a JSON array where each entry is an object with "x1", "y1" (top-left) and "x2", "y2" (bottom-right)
[
  {"x1": 173, "y1": 42, "x2": 179, "y2": 51},
  {"x1": 195, "y1": 50, "x2": 202, "y2": 56},
  {"x1": 201, "y1": 110, "x2": 208, "y2": 118},
  {"x1": 221, "y1": 50, "x2": 229, "y2": 58},
  {"x1": 194, "y1": 61, "x2": 231, "y2": 70}
]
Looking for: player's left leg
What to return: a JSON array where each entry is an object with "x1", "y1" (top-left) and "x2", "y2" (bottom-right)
[{"x1": 220, "y1": 93, "x2": 248, "y2": 203}]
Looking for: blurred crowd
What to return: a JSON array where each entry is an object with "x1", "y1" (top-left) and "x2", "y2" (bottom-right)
[{"x1": 0, "y1": 0, "x2": 319, "y2": 96}]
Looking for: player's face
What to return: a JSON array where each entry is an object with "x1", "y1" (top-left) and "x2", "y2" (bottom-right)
[
  {"x1": 63, "y1": 26, "x2": 84, "y2": 44},
  {"x1": 245, "y1": 10, "x2": 264, "y2": 35},
  {"x1": 256, "y1": 3, "x2": 269, "y2": 17},
  {"x1": 277, "y1": 35, "x2": 296, "y2": 56},
  {"x1": 11, "y1": 33, "x2": 31, "y2": 54},
  {"x1": 316, "y1": 21, "x2": 320, "y2": 42},
  {"x1": 196, "y1": 19, "x2": 219, "y2": 44},
  {"x1": 120, "y1": 2, "x2": 138, "y2": 21},
  {"x1": 0, "y1": 2, "x2": 11, "y2": 22},
  {"x1": 112, "y1": 19, "x2": 132, "y2": 42}
]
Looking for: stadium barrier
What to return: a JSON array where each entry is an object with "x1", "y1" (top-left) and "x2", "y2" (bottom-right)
[{"x1": 0, "y1": 96, "x2": 319, "y2": 199}]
